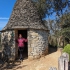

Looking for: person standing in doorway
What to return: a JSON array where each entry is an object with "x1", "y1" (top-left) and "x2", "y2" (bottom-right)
[{"x1": 16, "y1": 34, "x2": 27, "y2": 60}]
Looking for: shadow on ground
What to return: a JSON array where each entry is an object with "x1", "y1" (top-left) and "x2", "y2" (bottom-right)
[
  {"x1": 0, "y1": 51, "x2": 27, "y2": 70},
  {"x1": 0, "y1": 59, "x2": 27, "y2": 70}
]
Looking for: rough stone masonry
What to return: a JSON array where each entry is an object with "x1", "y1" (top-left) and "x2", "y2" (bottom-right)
[
  {"x1": 1, "y1": 0, "x2": 49, "y2": 61},
  {"x1": 28, "y1": 29, "x2": 48, "y2": 59}
]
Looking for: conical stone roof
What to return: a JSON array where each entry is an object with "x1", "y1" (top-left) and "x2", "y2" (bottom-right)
[{"x1": 3, "y1": 0, "x2": 48, "y2": 30}]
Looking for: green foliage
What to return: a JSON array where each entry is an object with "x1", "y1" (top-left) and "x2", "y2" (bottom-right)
[
  {"x1": 32, "y1": 0, "x2": 47, "y2": 19},
  {"x1": 63, "y1": 44, "x2": 70, "y2": 60},
  {"x1": 32, "y1": 0, "x2": 70, "y2": 47},
  {"x1": 32, "y1": 0, "x2": 70, "y2": 18},
  {"x1": 58, "y1": 13, "x2": 70, "y2": 42}
]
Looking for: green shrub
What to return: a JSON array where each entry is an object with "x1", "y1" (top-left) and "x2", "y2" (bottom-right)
[{"x1": 63, "y1": 44, "x2": 70, "y2": 60}]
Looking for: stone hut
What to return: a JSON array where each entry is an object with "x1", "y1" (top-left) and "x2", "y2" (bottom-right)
[{"x1": 1, "y1": 0, "x2": 49, "y2": 61}]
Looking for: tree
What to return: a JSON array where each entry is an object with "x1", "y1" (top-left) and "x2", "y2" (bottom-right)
[
  {"x1": 0, "y1": 33, "x2": 1, "y2": 44},
  {"x1": 58, "y1": 12, "x2": 70, "y2": 43},
  {"x1": 32, "y1": 0, "x2": 70, "y2": 46},
  {"x1": 32, "y1": 0, "x2": 70, "y2": 19},
  {"x1": 32, "y1": 0, "x2": 47, "y2": 19}
]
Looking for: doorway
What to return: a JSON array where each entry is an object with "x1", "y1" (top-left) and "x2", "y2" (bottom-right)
[{"x1": 18, "y1": 30, "x2": 28, "y2": 59}]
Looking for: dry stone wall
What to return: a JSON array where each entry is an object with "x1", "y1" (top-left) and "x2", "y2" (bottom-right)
[
  {"x1": 1, "y1": 30, "x2": 15, "y2": 61},
  {"x1": 28, "y1": 29, "x2": 48, "y2": 59},
  {"x1": 1, "y1": 29, "x2": 48, "y2": 61}
]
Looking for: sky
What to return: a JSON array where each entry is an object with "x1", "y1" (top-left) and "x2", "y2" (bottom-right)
[
  {"x1": 0, "y1": 0, "x2": 56, "y2": 30},
  {"x1": 0, "y1": 0, "x2": 16, "y2": 30},
  {"x1": 0, "y1": 0, "x2": 68, "y2": 31}
]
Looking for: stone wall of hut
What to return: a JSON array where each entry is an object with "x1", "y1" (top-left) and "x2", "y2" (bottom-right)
[
  {"x1": 28, "y1": 29, "x2": 48, "y2": 60},
  {"x1": 1, "y1": 30, "x2": 15, "y2": 61},
  {"x1": 1, "y1": 29, "x2": 48, "y2": 61}
]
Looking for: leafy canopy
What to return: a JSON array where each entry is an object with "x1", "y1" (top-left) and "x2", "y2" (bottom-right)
[{"x1": 32, "y1": 0, "x2": 70, "y2": 18}]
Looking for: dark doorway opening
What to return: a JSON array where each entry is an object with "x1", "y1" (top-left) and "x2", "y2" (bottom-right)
[
  {"x1": 48, "y1": 44, "x2": 57, "y2": 54},
  {"x1": 18, "y1": 30, "x2": 28, "y2": 59}
]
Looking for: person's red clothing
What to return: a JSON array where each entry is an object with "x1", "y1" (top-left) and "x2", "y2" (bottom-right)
[{"x1": 16, "y1": 38, "x2": 27, "y2": 47}]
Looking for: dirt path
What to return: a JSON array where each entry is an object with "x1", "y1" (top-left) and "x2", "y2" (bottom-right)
[
  {"x1": 0, "y1": 50, "x2": 61, "y2": 70},
  {"x1": 15, "y1": 51, "x2": 61, "y2": 70},
  {"x1": 0, "y1": 51, "x2": 61, "y2": 70}
]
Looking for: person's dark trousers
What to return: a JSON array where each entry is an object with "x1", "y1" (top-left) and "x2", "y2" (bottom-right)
[{"x1": 18, "y1": 47, "x2": 24, "y2": 60}]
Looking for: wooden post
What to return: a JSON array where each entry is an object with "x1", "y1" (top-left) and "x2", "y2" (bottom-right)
[
  {"x1": 62, "y1": 52, "x2": 69, "y2": 62},
  {"x1": 58, "y1": 56, "x2": 64, "y2": 70},
  {"x1": 58, "y1": 52, "x2": 69, "y2": 70},
  {"x1": 65, "y1": 58, "x2": 68, "y2": 70},
  {"x1": 15, "y1": 30, "x2": 18, "y2": 59}
]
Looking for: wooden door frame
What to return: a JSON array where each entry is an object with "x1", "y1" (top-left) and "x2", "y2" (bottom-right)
[{"x1": 15, "y1": 29, "x2": 28, "y2": 59}]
